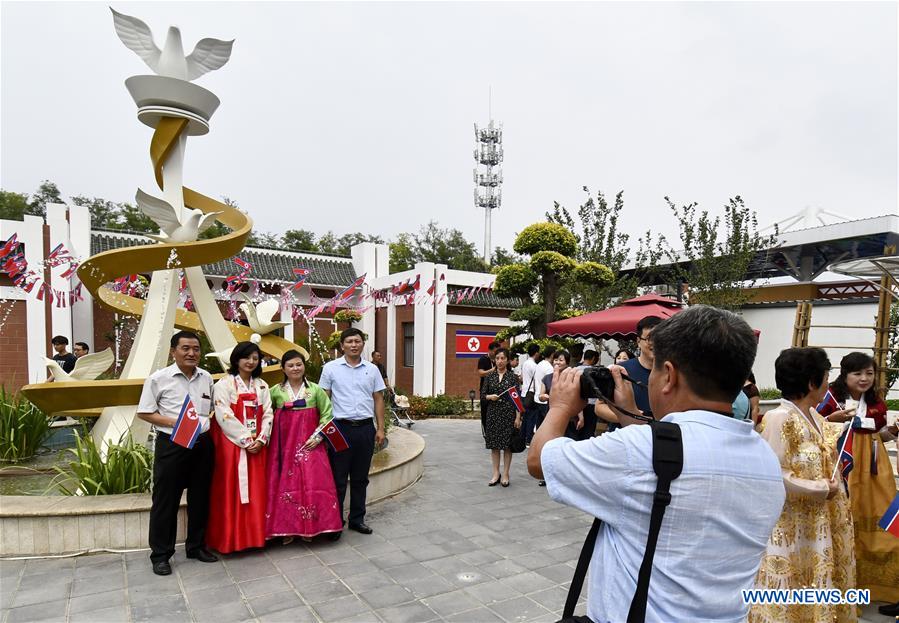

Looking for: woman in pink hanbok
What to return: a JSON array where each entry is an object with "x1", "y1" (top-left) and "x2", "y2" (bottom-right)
[{"x1": 265, "y1": 350, "x2": 342, "y2": 541}]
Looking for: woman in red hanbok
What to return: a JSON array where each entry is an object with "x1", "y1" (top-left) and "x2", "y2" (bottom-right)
[
  {"x1": 266, "y1": 350, "x2": 342, "y2": 541},
  {"x1": 208, "y1": 341, "x2": 274, "y2": 554}
]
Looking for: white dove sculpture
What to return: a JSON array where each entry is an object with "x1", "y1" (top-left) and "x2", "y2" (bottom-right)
[
  {"x1": 111, "y1": 8, "x2": 234, "y2": 82},
  {"x1": 45, "y1": 348, "x2": 115, "y2": 383},
  {"x1": 205, "y1": 346, "x2": 234, "y2": 372},
  {"x1": 136, "y1": 189, "x2": 222, "y2": 243},
  {"x1": 239, "y1": 295, "x2": 290, "y2": 335}
]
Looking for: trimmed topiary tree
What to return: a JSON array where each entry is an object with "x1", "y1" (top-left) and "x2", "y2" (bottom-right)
[{"x1": 495, "y1": 222, "x2": 614, "y2": 337}]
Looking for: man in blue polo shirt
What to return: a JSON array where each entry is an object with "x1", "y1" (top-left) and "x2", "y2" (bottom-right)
[{"x1": 319, "y1": 328, "x2": 386, "y2": 539}]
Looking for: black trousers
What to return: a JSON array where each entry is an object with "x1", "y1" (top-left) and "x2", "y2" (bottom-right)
[
  {"x1": 149, "y1": 432, "x2": 214, "y2": 564},
  {"x1": 480, "y1": 398, "x2": 488, "y2": 438},
  {"x1": 328, "y1": 419, "x2": 375, "y2": 526}
]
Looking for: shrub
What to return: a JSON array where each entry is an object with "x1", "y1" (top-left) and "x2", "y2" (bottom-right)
[
  {"x1": 52, "y1": 430, "x2": 152, "y2": 495},
  {"x1": 493, "y1": 264, "x2": 538, "y2": 298},
  {"x1": 572, "y1": 261, "x2": 615, "y2": 286},
  {"x1": 530, "y1": 251, "x2": 575, "y2": 276},
  {"x1": 759, "y1": 388, "x2": 782, "y2": 400},
  {"x1": 406, "y1": 394, "x2": 467, "y2": 417},
  {"x1": 334, "y1": 310, "x2": 362, "y2": 324},
  {"x1": 886, "y1": 399, "x2": 898, "y2": 411},
  {"x1": 0, "y1": 388, "x2": 52, "y2": 463}
]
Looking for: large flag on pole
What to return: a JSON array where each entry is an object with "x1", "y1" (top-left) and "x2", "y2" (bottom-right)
[{"x1": 171, "y1": 395, "x2": 203, "y2": 449}]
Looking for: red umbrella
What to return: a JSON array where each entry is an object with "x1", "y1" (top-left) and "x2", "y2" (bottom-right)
[{"x1": 546, "y1": 294, "x2": 685, "y2": 339}]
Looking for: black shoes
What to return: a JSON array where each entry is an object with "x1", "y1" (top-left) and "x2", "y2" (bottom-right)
[
  {"x1": 152, "y1": 560, "x2": 172, "y2": 576},
  {"x1": 348, "y1": 522, "x2": 373, "y2": 535},
  {"x1": 186, "y1": 548, "x2": 219, "y2": 563},
  {"x1": 538, "y1": 480, "x2": 546, "y2": 487},
  {"x1": 878, "y1": 602, "x2": 899, "y2": 616},
  {"x1": 328, "y1": 532, "x2": 342, "y2": 541}
]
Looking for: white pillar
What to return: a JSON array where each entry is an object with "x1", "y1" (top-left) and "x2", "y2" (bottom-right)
[
  {"x1": 386, "y1": 296, "x2": 397, "y2": 387},
  {"x1": 5, "y1": 216, "x2": 49, "y2": 382},
  {"x1": 281, "y1": 291, "x2": 294, "y2": 343},
  {"x1": 351, "y1": 242, "x2": 390, "y2": 359},
  {"x1": 67, "y1": 203, "x2": 93, "y2": 349},
  {"x1": 413, "y1": 262, "x2": 436, "y2": 396},
  {"x1": 433, "y1": 264, "x2": 448, "y2": 395}
]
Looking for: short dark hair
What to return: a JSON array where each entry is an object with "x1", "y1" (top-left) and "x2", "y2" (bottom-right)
[
  {"x1": 494, "y1": 347, "x2": 511, "y2": 362},
  {"x1": 488, "y1": 341, "x2": 501, "y2": 351},
  {"x1": 527, "y1": 344, "x2": 541, "y2": 357},
  {"x1": 775, "y1": 347, "x2": 831, "y2": 400},
  {"x1": 340, "y1": 327, "x2": 366, "y2": 343},
  {"x1": 830, "y1": 351, "x2": 877, "y2": 404},
  {"x1": 582, "y1": 350, "x2": 599, "y2": 364},
  {"x1": 541, "y1": 345, "x2": 557, "y2": 359},
  {"x1": 636, "y1": 315, "x2": 663, "y2": 337},
  {"x1": 228, "y1": 341, "x2": 263, "y2": 378},
  {"x1": 553, "y1": 349, "x2": 571, "y2": 365},
  {"x1": 51, "y1": 335, "x2": 69, "y2": 346},
  {"x1": 280, "y1": 348, "x2": 307, "y2": 385},
  {"x1": 615, "y1": 349, "x2": 634, "y2": 361},
  {"x1": 651, "y1": 306, "x2": 757, "y2": 402},
  {"x1": 170, "y1": 330, "x2": 200, "y2": 349},
  {"x1": 74, "y1": 342, "x2": 89, "y2": 352}
]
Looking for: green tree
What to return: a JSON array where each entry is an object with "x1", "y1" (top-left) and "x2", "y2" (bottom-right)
[
  {"x1": 494, "y1": 222, "x2": 614, "y2": 338},
  {"x1": 412, "y1": 221, "x2": 487, "y2": 271},
  {"x1": 389, "y1": 233, "x2": 416, "y2": 272},
  {"x1": 119, "y1": 202, "x2": 158, "y2": 233},
  {"x1": 662, "y1": 196, "x2": 777, "y2": 309},
  {"x1": 248, "y1": 232, "x2": 281, "y2": 247},
  {"x1": 70, "y1": 195, "x2": 122, "y2": 229},
  {"x1": 282, "y1": 229, "x2": 318, "y2": 252},
  {"x1": 336, "y1": 232, "x2": 385, "y2": 256},
  {"x1": 316, "y1": 231, "x2": 340, "y2": 255},
  {"x1": 0, "y1": 190, "x2": 32, "y2": 220},
  {"x1": 491, "y1": 246, "x2": 522, "y2": 267},
  {"x1": 28, "y1": 180, "x2": 62, "y2": 217},
  {"x1": 547, "y1": 187, "x2": 664, "y2": 310}
]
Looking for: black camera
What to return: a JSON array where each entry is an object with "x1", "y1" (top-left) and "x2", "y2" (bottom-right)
[{"x1": 579, "y1": 366, "x2": 616, "y2": 401}]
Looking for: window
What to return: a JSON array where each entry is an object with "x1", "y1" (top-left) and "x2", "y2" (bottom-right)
[{"x1": 403, "y1": 322, "x2": 414, "y2": 368}]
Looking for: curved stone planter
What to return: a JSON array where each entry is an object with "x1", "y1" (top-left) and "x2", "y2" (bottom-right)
[{"x1": 0, "y1": 428, "x2": 424, "y2": 557}]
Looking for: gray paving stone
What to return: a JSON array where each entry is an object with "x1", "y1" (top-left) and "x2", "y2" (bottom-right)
[
  {"x1": 422, "y1": 588, "x2": 482, "y2": 617},
  {"x1": 22, "y1": 558, "x2": 74, "y2": 575},
  {"x1": 131, "y1": 594, "x2": 192, "y2": 622},
  {"x1": 444, "y1": 606, "x2": 507, "y2": 622},
  {"x1": 223, "y1": 556, "x2": 281, "y2": 582},
  {"x1": 375, "y1": 600, "x2": 440, "y2": 623},
  {"x1": 281, "y1": 562, "x2": 337, "y2": 586},
  {"x1": 480, "y1": 558, "x2": 528, "y2": 579},
  {"x1": 401, "y1": 573, "x2": 457, "y2": 599},
  {"x1": 273, "y1": 553, "x2": 327, "y2": 574},
  {"x1": 357, "y1": 583, "x2": 415, "y2": 609},
  {"x1": 10, "y1": 581, "x2": 70, "y2": 608},
  {"x1": 316, "y1": 546, "x2": 367, "y2": 566},
  {"x1": 342, "y1": 571, "x2": 397, "y2": 593},
  {"x1": 526, "y1": 585, "x2": 569, "y2": 609},
  {"x1": 247, "y1": 589, "x2": 305, "y2": 616},
  {"x1": 69, "y1": 587, "x2": 126, "y2": 614},
  {"x1": 298, "y1": 578, "x2": 353, "y2": 604},
  {"x1": 384, "y1": 562, "x2": 433, "y2": 583},
  {"x1": 69, "y1": 604, "x2": 131, "y2": 623},
  {"x1": 192, "y1": 602, "x2": 256, "y2": 623},
  {"x1": 464, "y1": 579, "x2": 524, "y2": 605},
  {"x1": 366, "y1": 550, "x2": 416, "y2": 569},
  {"x1": 328, "y1": 558, "x2": 379, "y2": 578},
  {"x1": 499, "y1": 571, "x2": 557, "y2": 595},
  {"x1": 256, "y1": 605, "x2": 318, "y2": 622},
  {"x1": 6, "y1": 598, "x2": 67, "y2": 623},
  {"x1": 488, "y1": 595, "x2": 553, "y2": 622},
  {"x1": 180, "y1": 567, "x2": 233, "y2": 592},
  {"x1": 536, "y1": 562, "x2": 576, "y2": 584},
  {"x1": 312, "y1": 595, "x2": 371, "y2": 622},
  {"x1": 185, "y1": 584, "x2": 243, "y2": 609},
  {"x1": 239, "y1": 574, "x2": 290, "y2": 598},
  {"x1": 71, "y1": 573, "x2": 125, "y2": 597}
]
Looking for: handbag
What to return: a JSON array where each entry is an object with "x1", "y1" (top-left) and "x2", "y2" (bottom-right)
[
  {"x1": 557, "y1": 421, "x2": 683, "y2": 623},
  {"x1": 522, "y1": 375, "x2": 536, "y2": 410},
  {"x1": 509, "y1": 426, "x2": 526, "y2": 453}
]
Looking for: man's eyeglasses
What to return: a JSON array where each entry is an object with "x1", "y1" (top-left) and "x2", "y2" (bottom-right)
[{"x1": 638, "y1": 334, "x2": 653, "y2": 344}]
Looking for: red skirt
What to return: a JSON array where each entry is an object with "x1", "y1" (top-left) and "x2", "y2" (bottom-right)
[{"x1": 206, "y1": 418, "x2": 268, "y2": 554}]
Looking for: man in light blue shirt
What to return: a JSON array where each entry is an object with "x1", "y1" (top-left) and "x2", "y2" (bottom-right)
[
  {"x1": 529, "y1": 306, "x2": 785, "y2": 623},
  {"x1": 319, "y1": 328, "x2": 386, "y2": 538}
]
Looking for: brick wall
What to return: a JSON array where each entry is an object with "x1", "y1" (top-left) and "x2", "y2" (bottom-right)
[{"x1": 0, "y1": 302, "x2": 29, "y2": 392}]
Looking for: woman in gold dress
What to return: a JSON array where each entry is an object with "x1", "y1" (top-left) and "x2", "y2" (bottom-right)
[{"x1": 751, "y1": 347, "x2": 856, "y2": 623}]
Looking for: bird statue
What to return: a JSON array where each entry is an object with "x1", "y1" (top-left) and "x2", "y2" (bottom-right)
[
  {"x1": 45, "y1": 348, "x2": 115, "y2": 383},
  {"x1": 110, "y1": 8, "x2": 234, "y2": 82},
  {"x1": 136, "y1": 189, "x2": 222, "y2": 243},
  {"x1": 239, "y1": 295, "x2": 290, "y2": 335},
  {"x1": 205, "y1": 346, "x2": 234, "y2": 372}
]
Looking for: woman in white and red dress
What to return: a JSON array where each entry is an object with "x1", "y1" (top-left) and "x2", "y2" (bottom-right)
[{"x1": 208, "y1": 341, "x2": 274, "y2": 554}]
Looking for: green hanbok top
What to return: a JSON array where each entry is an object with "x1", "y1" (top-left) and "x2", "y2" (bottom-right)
[{"x1": 269, "y1": 380, "x2": 333, "y2": 427}]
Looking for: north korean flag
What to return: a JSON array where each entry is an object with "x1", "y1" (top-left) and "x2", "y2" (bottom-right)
[
  {"x1": 321, "y1": 420, "x2": 349, "y2": 452},
  {"x1": 455, "y1": 330, "x2": 496, "y2": 358},
  {"x1": 879, "y1": 493, "x2": 899, "y2": 538},
  {"x1": 171, "y1": 395, "x2": 203, "y2": 449},
  {"x1": 508, "y1": 387, "x2": 525, "y2": 413}
]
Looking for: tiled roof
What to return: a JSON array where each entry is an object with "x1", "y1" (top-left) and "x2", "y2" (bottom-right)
[
  {"x1": 90, "y1": 230, "x2": 357, "y2": 286},
  {"x1": 447, "y1": 287, "x2": 526, "y2": 310}
]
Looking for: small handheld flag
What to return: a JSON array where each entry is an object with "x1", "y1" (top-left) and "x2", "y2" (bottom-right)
[
  {"x1": 878, "y1": 493, "x2": 899, "y2": 538},
  {"x1": 171, "y1": 395, "x2": 203, "y2": 449},
  {"x1": 831, "y1": 423, "x2": 855, "y2": 488},
  {"x1": 306, "y1": 417, "x2": 349, "y2": 452},
  {"x1": 507, "y1": 387, "x2": 525, "y2": 413},
  {"x1": 816, "y1": 389, "x2": 839, "y2": 414}
]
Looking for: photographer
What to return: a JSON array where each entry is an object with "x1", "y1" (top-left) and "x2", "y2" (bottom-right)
[{"x1": 527, "y1": 306, "x2": 786, "y2": 623}]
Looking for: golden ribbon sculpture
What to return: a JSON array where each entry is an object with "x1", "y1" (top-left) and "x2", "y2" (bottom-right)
[{"x1": 21, "y1": 116, "x2": 305, "y2": 417}]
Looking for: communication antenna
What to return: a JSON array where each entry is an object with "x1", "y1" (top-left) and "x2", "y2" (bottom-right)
[{"x1": 474, "y1": 88, "x2": 503, "y2": 264}]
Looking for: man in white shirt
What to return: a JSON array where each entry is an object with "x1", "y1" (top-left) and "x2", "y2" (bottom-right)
[
  {"x1": 137, "y1": 330, "x2": 217, "y2": 576},
  {"x1": 533, "y1": 345, "x2": 556, "y2": 429},
  {"x1": 529, "y1": 306, "x2": 785, "y2": 623},
  {"x1": 519, "y1": 344, "x2": 541, "y2": 444}
]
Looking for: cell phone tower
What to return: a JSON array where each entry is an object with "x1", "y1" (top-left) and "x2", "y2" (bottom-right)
[{"x1": 474, "y1": 101, "x2": 503, "y2": 265}]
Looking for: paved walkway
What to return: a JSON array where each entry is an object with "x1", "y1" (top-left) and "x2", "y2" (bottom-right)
[{"x1": 0, "y1": 420, "x2": 893, "y2": 623}]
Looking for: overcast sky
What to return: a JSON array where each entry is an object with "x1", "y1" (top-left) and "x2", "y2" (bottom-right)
[{"x1": 2, "y1": 1, "x2": 896, "y2": 254}]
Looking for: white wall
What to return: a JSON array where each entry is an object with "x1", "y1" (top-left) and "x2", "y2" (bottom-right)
[{"x1": 739, "y1": 301, "x2": 894, "y2": 396}]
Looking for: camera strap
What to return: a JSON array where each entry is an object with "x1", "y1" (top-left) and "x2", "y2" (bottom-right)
[{"x1": 560, "y1": 421, "x2": 684, "y2": 623}]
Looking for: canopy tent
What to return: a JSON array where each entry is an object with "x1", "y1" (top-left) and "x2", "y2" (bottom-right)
[{"x1": 546, "y1": 294, "x2": 685, "y2": 340}]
